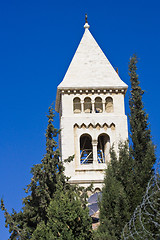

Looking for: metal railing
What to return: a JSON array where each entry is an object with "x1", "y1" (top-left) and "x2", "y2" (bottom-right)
[
  {"x1": 97, "y1": 149, "x2": 105, "y2": 163},
  {"x1": 80, "y1": 149, "x2": 93, "y2": 164}
]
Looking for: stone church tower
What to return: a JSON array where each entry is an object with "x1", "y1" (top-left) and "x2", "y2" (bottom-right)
[{"x1": 55, "y1": 19, "x2": 128, "y2": 190}]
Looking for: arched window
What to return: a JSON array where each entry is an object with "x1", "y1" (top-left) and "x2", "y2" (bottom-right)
[
  {"x1": 95, "y1": 97, "x2": 103, "y2": 113},
  {"x1": 80, "y1": 134, "x2": 93, "y2": 164},
  {"x1": 97, "y1": 134, "x2": 110, "y2": 163},
  {"x1": 73, "y1": 97, "x2": 81, "y2": 113},
  {"x1": 105, "y1": 97, "x2": 113, "y2": 113},
  {"x1": 84, "y1": 97, "x2": 92, "y2": 113}
]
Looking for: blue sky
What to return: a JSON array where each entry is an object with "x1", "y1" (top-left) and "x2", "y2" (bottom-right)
[{"x1": 0, "y1": 0, "x2": 160, "y2": 238}]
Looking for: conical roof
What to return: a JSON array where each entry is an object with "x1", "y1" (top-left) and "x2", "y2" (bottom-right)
[
  {"x1": 55, "y1": 21, "x2": 128, "y2": 111},
  {"x1": 58, "y1": 22, "x2": 127, "y2": 90}
]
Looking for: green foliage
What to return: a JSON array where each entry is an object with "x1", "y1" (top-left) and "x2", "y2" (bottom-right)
[
  {"x1": 96, "y1": 55, "x2": 157, "y2": 239},
  {"x1": 1, "y1": 105, "x2": 92, "y2": 239},
  {"x1": 96, "y1": 143, "x2": 130, "y2": 240},
  {"x1": 32, "y1": 183, "x2": 93, "y2": 240},
  {"x1": 128, "y1": 54, "x2": 156, "y2": 211}
]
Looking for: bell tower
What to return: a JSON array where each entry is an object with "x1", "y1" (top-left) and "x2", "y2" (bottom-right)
[{"x1": 55, "y1": 19, "x2": 128, "y2": 190}]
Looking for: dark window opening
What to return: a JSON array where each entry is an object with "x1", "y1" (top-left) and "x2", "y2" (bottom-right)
[
  {"x1": 84, "y1": 97, "x2": 92, "y2": 113},
  {"x1": 97, "y1": 134, "x2": 110, "y2": 163},
  {"x1": 105, "y1": 97, "x2": 113, "y2": 113},
  {"x1": 95, "y1": 97, "x2": 103, "y2": 113},
  {"x1": 80, "y1": 134, "x2": 93, "y2": 164},
  {"x1": 73, "y1": 97, "x2": 81, "y2": 113}
]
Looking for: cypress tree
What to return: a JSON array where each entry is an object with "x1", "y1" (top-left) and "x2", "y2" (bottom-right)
[
  {"x1": 96, "y1": 55, "x2": 157, "y2": 239},
  {"x1": 129, "y1": 54, "x2": 156, "y2": 211},
  {"x1": 96, "y1": 145, "x2": 130, "y2": 240},
  {"x1": 1, "y1": 106, "x2": 92, "y2": 239},
  {"x1": 115, "y1": 142, "x2": 134, "y2": 203}
]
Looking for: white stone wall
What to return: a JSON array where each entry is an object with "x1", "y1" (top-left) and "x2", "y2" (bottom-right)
[{"x1": 59, "y1": 91, "x2": 128, "y2": 189}]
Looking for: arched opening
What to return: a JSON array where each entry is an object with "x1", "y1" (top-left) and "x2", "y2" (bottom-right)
[
  {"x1": 105, "y1": 97, "x2": 113, "y2": 113},
  {"x1": 95, "y1": 97, "x2": 103, "y2": 113},
  {"x1": 94, "y1": 188, "x2": 101, "y2": 193},
  {"x1": 97, "y1": 134, "x2": 110, "y2": 163},
  {"x1": 84, "y1": 97, "x2": 92, "y2": 113},
  {"x1": 80, "y1": 134, "x2": 93, "y2": 164},
  {"x1": 73, "y1": 97, "x2": 81, "y2": 113}
]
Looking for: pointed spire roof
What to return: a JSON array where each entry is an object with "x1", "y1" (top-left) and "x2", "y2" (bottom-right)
[
  {"x1": 56, "y1": 19, "x2": 128, "y2": 111},
  {"x1": 58, "y1": 20, "x2": 127, "y2": 90}
]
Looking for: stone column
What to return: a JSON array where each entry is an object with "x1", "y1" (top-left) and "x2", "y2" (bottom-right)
[
  {"x1": 81, "y1": 100, "x2": 84, "y2": 113},
  {"x1": 92, "y1": 139, "x2": 98, "y2": 165}
]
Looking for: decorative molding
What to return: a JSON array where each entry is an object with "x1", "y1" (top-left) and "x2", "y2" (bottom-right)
[
  {"x1": 74, "y1": 122, "x2": 115, "y2": 129},
  {"x1": 59, "y1": 88, "x2": 126, "y2": 95},
  {"x1": 68, "y1": 179, "x2": 104, "y2": 184}
]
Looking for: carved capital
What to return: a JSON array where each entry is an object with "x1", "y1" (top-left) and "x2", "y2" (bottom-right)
[{"x1": 92, "y1": 139, "x2": 98, "y2": 146}]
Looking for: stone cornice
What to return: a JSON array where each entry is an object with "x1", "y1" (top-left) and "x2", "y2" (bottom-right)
[
  {"x1": 68, "y1": 179, "x2": 104, "y2": 184},
  {"x1": 60, "y1": 88, "x2": 126, "y2": 95}
]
